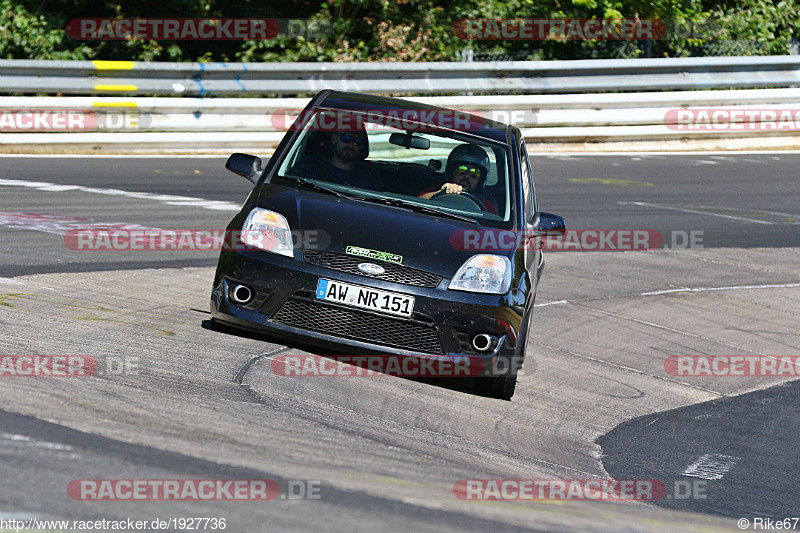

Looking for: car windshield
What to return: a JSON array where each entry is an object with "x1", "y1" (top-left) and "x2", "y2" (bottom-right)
[{"x1": 274, "y1": 109, "x2": 514, "y2": 228}]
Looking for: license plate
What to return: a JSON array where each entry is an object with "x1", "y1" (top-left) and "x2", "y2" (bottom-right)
[{"x1": 316, "y1": 278, "x2": 415, "y2": 317}]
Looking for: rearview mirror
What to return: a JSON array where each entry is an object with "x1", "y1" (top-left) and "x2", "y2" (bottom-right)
[
  {"x1": 530, "y1": 212, "x2": 566, "y2": 236},
  {"x1": 226, "y1": 153, "x2": 263, "y2": 183},
  {"x1": 389, "y1": 132, "x2": 430, "y2": 150}
]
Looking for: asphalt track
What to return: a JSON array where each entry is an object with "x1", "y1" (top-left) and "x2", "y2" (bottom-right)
[{"x1": 0, "y1": 153, "x2": 799, "y2": 532}]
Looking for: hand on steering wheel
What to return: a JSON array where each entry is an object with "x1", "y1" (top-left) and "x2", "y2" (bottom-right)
[{"x1": 430, "y1": 185, "x2": 487, "y2": 211}]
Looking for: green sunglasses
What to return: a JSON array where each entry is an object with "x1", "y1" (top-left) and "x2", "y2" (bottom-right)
[{"x1": 455, "y1": 165, "x2": 482, "y2": 179}]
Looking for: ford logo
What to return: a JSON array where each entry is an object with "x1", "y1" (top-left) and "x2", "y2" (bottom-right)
[{"x1": 358, "y1": 262, "x2": 385, "y2": 275}]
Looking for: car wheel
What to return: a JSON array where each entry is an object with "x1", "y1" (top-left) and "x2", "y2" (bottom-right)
[
  {"x1": 515, "y1": 307, "x2": 533, "y2": 371},
  {"x1": 474, "y1": 369, "x2": 517, "y2": 400},
  {"x1": 474, "y1": 308, "x2": 533, "y2": 400}
]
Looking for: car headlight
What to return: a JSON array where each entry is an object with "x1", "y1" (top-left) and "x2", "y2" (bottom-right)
[
  {"x1": 240, "y1": 208, "x2": 294, "y2": 257},
  {"x1": 448, "y1": 254, "x2": 512, "y2": 294}
]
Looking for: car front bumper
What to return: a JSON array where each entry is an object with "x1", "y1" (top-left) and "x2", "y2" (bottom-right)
[{"x1": 211, "y1": 249, "x2": 529, "y2": 373}]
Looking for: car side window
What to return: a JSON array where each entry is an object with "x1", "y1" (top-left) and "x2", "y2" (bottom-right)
[{"x1": 519, "y1": 142, "x2": 535, "y2": 222}]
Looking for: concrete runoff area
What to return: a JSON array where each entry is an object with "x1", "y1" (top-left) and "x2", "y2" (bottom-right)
[
  {"x1": 0, "y1": 154, "x2": 798, "y2": 530},
  {"x1": 0, "y1": 248, "x2": 796, "y2": 530}
]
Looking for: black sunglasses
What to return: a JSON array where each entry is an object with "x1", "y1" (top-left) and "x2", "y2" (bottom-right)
[{"x1": 338, "y1": 133, "x2": 365, "y2": 146}]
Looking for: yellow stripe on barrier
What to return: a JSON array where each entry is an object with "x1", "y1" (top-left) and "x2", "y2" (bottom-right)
[
  {"x1": 92, "y1": 60, "x2": 134, "y2": 70},
  {"x1": 94, "y1": 85, "x2": 138, "y2": 92},
  {"x1": 92, "y1": 102, "x2": 137, "y2": 107}
]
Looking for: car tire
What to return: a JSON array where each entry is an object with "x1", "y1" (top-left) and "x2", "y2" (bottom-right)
[
  {"x1": 474, "y1": 370, "x2": 517, "y2": 400},
  {"x1": 474, "y1": 307, "x2": 533, "y2": 400},
  {"x1": 515, "y1": 306, "x2": 533, "y2": 372}
]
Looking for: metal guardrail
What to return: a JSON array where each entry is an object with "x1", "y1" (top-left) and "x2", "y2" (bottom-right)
[
  {"x1": 2, "y1": 56, "x2": 800, "y2": 96},
  {"x1": 3, "y1": 89, "x2": 800, "y2": 152}
]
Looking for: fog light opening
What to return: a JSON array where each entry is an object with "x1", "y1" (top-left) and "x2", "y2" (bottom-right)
[
  {"x1": 471, "y1": 333, "x2": 494, "y2": 353},
  {"x1": 230, "y1": 283, "x2": 253, "y2": 305}
]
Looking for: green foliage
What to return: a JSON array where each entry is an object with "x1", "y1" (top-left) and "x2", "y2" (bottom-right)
[
  {"x1": 238, "y1": 0, "x2": 461, "y2": 62},
  {"x1": 697, "y1": 0, "x2": 800, "y2": 55},
  {"x1": 0, "y1": 0, "x2": 95, "y2": 59},
  {"x1": 1, "y1": 0, "x2": 798, "y2": 61}
]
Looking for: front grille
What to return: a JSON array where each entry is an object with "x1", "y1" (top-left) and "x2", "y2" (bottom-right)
[
  {"x1": 303, "y1": 250, "x2": 442, "y2": 288},
  {"x1": 272, "y1": 299, "x2": 443, "y2": 354}
]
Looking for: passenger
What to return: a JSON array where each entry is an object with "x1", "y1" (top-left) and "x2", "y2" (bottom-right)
[
  {"x1": 418, "y1": 144, "x2": 498, "y2": 215},
  {"x1": 292, "y1": 122, "x2": 383, "y2": 191},
  {"x1": 329, "y1": 130, "x2": 368, "y2": 174}
]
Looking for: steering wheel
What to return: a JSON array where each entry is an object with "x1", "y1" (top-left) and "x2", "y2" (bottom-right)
[{"x1": 430, "y1": 189, "x2": 487, "y2": 211}]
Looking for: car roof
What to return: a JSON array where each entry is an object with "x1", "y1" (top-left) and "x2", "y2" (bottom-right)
[{"x1": 317, "y1": 90, "x2": 513, "y2": 144}]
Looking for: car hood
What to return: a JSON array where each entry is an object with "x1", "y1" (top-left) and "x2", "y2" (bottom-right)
[{"x1": 255, "y1": 185, "x2": 510, "y2": 278}]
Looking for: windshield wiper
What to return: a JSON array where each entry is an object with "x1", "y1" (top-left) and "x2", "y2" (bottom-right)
[
  {"x1": 279, "y1": 175, "x2": 346, "y2": 198},
  {"x1": 348, "y1": 195, "x2": 479, "y2": 225}
]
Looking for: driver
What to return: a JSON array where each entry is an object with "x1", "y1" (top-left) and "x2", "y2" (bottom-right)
[{"x1": 417, "y1": 144, "x2": 498, "y2": 215}]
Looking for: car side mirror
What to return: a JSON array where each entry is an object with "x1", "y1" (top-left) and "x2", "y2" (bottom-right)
[
  {"x1": 226, "y1": 153, "x2": 263, "y2": 183},
  {"x1": 529, "y1": 212, "x2": 566, "y2": 236}
]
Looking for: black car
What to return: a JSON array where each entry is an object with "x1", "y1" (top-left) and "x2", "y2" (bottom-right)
[{"x1": 211, "y1": 90, "x2": 565, "y2": 399}]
